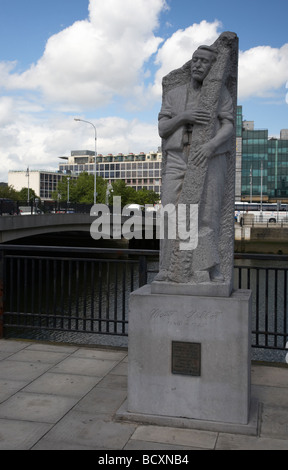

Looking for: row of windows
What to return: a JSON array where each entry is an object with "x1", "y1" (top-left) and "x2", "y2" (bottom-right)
[
  {"x1": 59, "y1": 162, "x2": 162, "y2": 173},
  {"x1": 97, "y1": 170, "x2": 161, "y2": 179},
  {"x1": 131, "y1": 186, "x2": 161, "y2": 193},
  {"x1": 243, "y1": 140, "x2": 267, "y2": 146},
  {"x1": 242, "y1": 185, "x2": 268, "y2": 195},
  {"x1": 243, "y1": 130, "x2": 268, "y2": 139},
  {"x1": 40, "y1": 174, "x2": 63, "y2": 182},
  {"x1": 242, "y1": 176, "x2": 267, "y2": 185},
  {"x1": 242, "y1": 169, "x2": 267, "y2": 177},
  {"x1": 268, "y1": 148, "x2": 288, "y2": 153},
  {"x1": 242, "y1": 154, "x2": 267, "y2": 161},
  {"x1": 242, "y1": 188, "x2": 288, "y2": 197}
]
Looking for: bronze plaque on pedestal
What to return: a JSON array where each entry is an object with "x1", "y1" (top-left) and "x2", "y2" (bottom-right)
[{"x1": 172, "y1": 341, "x2": 201, "y2": 376}]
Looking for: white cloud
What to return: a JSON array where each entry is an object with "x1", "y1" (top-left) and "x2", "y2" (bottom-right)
[
  {"x1": 0, "y1": 97, "x2": 17, "y2": 126},
  {"x1": 1, "y1": 2, "x2": 288, "y2": 184},
  {"x1": 151, "y1": 20, "x2": 222, "y2": 98},
  {"x1": 0, "y1": 99, "x2": 160, "y2": 182},
  {"x1": 1, "y1": 0, "x2": 167, "y2": 110},
  {"x1": 238, "y1": 44, "x2": 288, "y2": 99},
  {"x1": 96, "y1": 117, "x2": 160, "y2": 154},
  {"x1": 0, "y1": 0, "x2": 168, "y2": 181},
  {"x1": 150, "y1": 21, "x2": 288, "y2": 102}
]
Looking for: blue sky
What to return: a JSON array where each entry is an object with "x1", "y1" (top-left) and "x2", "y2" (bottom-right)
[{"x1": 0, "y1": 0, "x2": 287, "y2": 182}]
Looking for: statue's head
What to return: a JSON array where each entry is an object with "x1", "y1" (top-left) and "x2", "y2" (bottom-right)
[{"x1": 191, "y1": 45, "x2": 218, "y2": 83}]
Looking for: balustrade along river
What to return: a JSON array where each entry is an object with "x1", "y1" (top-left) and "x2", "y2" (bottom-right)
[{"x1": 1, "y1": 242, "x2": 288, "y2": 364}]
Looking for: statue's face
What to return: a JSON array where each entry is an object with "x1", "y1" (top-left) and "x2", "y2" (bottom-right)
[{"x1": 191, "y1": 49, "x2": 215, "y2": 83}]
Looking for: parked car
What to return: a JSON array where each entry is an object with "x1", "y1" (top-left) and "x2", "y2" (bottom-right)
[{"x1": 19, "y1": 206, "x2": 43, "y2": 215}]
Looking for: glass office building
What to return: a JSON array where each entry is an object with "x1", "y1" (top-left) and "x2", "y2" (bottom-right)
[
  {"x1": 11, "y1": 109, "x2": 285, "y2": 202},
  {"x1": 237, "y1": 106, "x2": 288, "y2": 203},
  {"x1": 241, "y1": 128, "x2": 268, "y2": 201},
  {"x1": 268, "y1": 138, "x2": 288, "y2": 199}
]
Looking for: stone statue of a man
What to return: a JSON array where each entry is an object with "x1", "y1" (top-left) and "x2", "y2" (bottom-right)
[{"x1": 155, "y1": 32, "x2": 238, "y2": 293}]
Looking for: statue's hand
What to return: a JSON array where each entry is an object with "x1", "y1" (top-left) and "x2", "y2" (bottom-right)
[
  {"x1": 193, "y1": 141, "x2": 216, "y2": 167},
  {"x1": 181, "y1": 109, "x2": 210, "y2": 126}
]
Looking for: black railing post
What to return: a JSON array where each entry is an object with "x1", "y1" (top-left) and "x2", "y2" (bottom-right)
[
  {"x1": 0, "y1": 249, "x2": 4, "y2": 338},
  {"x1": 139, "y1": 255, "x2": 148, "y2": 287}
]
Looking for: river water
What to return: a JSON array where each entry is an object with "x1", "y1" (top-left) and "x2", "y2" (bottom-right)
[{"x1": 3, "y1": 237, "x2": 288, "y2": 364}]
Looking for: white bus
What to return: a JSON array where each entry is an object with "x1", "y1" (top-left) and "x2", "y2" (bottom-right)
[{"x1": 235, "y1": 202, "x2": 288, "y2": 225}]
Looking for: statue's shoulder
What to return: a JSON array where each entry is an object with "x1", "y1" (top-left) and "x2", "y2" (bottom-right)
[
  {"x1": 163, "y1": 59, "x2": 191, "y2": 94},
  {"x1": 164, "y1": 82, "x2": 189, "y2": 100}
]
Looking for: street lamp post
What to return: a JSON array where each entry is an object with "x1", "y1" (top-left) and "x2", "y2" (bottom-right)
[
  {"x1": 26, "y1": 167, "x2": 30, "y2": 204},
  {"x1": 67, "y1": 177, "x2": 70, "y2": 206},
  {"x1": 74, "y1": 118, "x2": 97, "y2": 204},
  {"x1": 250, "y1": 166, "x2": 252, "y2": 204}
]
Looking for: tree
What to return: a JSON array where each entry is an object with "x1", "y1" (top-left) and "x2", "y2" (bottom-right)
[
  {"x1": 135, "y1": 189, "x2": 160, "y2": 206},
  {"x1": 74, "y1": 173, "x2": 107, "y2": 204},
  {"x1": 0, "y1": 185, "x2": 19, "y2": 201},
  {"x1": 51, "y1": 176, "x2": 75, "y2": 202},
  {"x1": 110, "y1": 180, "x2": 159, "y2": 207},
  {"x1": 18, "y1": 187, "x2": 38, "y2": 203},
  {"x1": 52, "y1": 173, "x2": 107, "y2": 204},
  {"x1": 109, "y1": 180, "x2": 136, "y2": 206}
]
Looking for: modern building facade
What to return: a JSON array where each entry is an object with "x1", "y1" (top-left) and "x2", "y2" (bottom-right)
[
  {"x1": 8, "y1": 170, "x2": 77, "y2": 201},
  {"x1": 236, "y1": 106, "x2": 288, "y2": 203},
  {"x1": 59, "y1": 149, "x2": 162, "y2": 195},
  {"x1": 8, "y1": 110, "x2": 288, "y2": 203}
]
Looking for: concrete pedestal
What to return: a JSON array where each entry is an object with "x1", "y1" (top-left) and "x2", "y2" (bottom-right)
[{"x1": 123, "y1": 285, "x2": 255, "y2": 432}]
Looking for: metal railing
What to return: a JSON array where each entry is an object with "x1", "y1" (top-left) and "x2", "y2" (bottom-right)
[
  {"x1": 234, "y1": 253, "x2": 288, "y2": 353},
  {"x1": 0, "y1": 245, "x2": 287, "y2": 356},
  {"x1": 0, "y1": 245, "x2": 157, "y2": 341}
]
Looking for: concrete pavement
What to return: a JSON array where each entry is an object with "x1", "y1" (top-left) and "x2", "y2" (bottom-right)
[{"x1": 0, "y1": 339, "x2": 288, "y2": 450}]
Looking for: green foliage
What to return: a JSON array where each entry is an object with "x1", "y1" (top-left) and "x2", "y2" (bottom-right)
[
  {"x1": 5, "y1": 173, "x2": 160, "y2": 208},
  {"x1": 110, "y1": 180, "x2": 159, "y2": 207},
  {"x1": 18, "y1": 187, "x2": 38, "y2": 203},
  {"x1": 135, "y1": 189, "x2": 160, "y2": 206},
  {"x1": 53, "y1": 174, "x2": 159, "y2": 207},
  {"x1": 52, "y1": 173, "x2": 107, "y2": 204},
  {"x1": 0, "y1": 185, "x2": 39, "y2": 203},
  {"x1": 0, "y1": 185, "x2": 19, "y2": 201}
]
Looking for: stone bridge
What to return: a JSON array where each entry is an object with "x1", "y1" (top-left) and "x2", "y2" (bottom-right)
[{"x1": 0, "y1": 213, "x2": 157, "y2": 244}]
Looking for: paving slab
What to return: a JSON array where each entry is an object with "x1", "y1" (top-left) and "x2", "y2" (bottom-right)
[
  {"x1": 124, "y1": 439, "x2": 200, "y2": 450},
  {"x1": 130, "y1": 425, "x2": 218, "y2": 450},
  {"x1": 5, "y1": 349, "x2": 71, "y2": 364},
  {"x1": 0, "y1": 352, "x2": 18, "y2": 361},
  {"x1": 97, "y1": 374, "x2": 127, "y2": 390},
  {"x1": 216, "y1": 432, "x2": 288, "y2": 450},
  {"x1": 74, "y1": 386, "x2": 127, "y2": 415},
  {"x1": 0, "y1": 360, "x2": 52, "y2": 383},
  {"x1": 50, "y1": 356, "x2": 119, "y2": 377},
  {"x1": 251, "y1": 364, "x2": 288, "y2": 387},
  {"x1": 23, "y1": 372, "x2": 101, "y2": 397},
  {"x1": 0, "y1": 340, "x2": 32, "y2": 352},
  {"x1": 0, "y1": 392, "x2": 78, "y2": 423},
  {"x1": 0, "y1": 418, "x2": 52, "y2": 450},
  {"x1": 260, "y1": 405, "x2": 288, "y2": 440},
  {"x1": 0, "y1": 378, "x2": 27, "y2": 403},
  {"x1": 109, "y1": 361, "x2": 128, "y2": 376},
  {"x1": 1, "y1": 340, "x2": 288, "y2": 450},
  {"x1": 33, "y1": 411, "x2": 137, "y2": 450},
  {"x1": 72, "y1": 348, "x2": 127, "y2": 361},
  {"x1": 32, "y1": 439, "x2": 97, "y2": 450},
  {"x1": 252, "y1": 384, "x2": 288, "y2": 407},
  {"x1": 26, "y1": 343, "x2": 78, "y2": 354}
]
